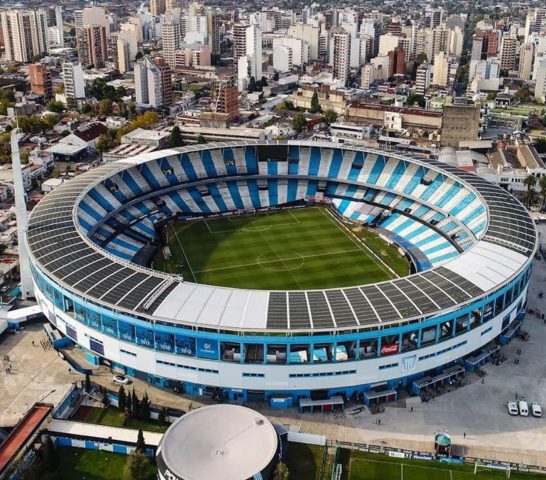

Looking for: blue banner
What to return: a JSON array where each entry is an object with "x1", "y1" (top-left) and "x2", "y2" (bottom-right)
[
  {"x1": 196, "y1": 338, "x2": 219, "y2": 359},
  {"x1": 176, "y1": 334, "x2": 196, "y2": 356}
]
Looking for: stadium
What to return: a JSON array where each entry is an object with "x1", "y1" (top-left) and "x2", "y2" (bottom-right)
[{"x1": 27, "y1": 140, "x2": 536, "y2": 407}]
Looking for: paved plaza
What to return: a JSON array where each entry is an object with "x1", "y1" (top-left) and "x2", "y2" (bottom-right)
[{"x1": 0, "y1": 323, "x2": 81, "y2": 427}]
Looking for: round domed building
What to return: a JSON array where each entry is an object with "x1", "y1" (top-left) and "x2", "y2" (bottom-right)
[{"x1": 156, "y1": 405, "x2": 279, "y2": 480}]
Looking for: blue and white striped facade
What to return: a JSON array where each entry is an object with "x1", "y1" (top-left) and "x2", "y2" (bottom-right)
[{"x1": 28, "y1": 141, "x2": 536, "y2": 405}]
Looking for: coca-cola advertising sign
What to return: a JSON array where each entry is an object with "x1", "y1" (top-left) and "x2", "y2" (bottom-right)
[{"x1": 381, "y1": 343, "x2": 399, "y2": 355}]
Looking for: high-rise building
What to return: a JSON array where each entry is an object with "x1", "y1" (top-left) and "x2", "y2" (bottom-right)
[
  {"x1": 134, "y1": 56, "x2": 173, "y2": 109},
  {"x1": 166, "y1": 0, "x2": 183, "y2": 10},
  {"x1": 535, "y1": 58, "x2": 546, "y2": 102},
  {"x1": 116, "y1": 38, "x2": 131, "y2": 74},
  {"x1": 207, "y1": 10, "x2": 220, "y2": 56},
  {"x1": 499, "y1": 36, "x2": 517, "y2": 70},
  {"x1": 151, "y1": 0, "x2": 167, "y2": 16},
  {"x1": 162, "y1": 20, "x2": 182, "y2": 68},
  {"x1": 426, "y1": 8, "x2": 444, "y2": 29},
  {"x1": 29, "y1": 64, "x2": 52, "y2": 98},
  {"x1": 215, "y1": 84, "x2": 239, "y2": 120},
  {"x1": 475, "y1": 30, "x2": 498, "y2": 59},
  {"x1": 519, "y1": 42, "x2": 534, "y2": 81},
  {"x1": 361, "y1": 64, "x2": 375, "y2": 90},
  {"x1": 0, "y1": 10, "x2": 49, "y2": 63},
  {"x1": 82, "y1": 6, "x2": 110, "y2": 38},
  {"x1": 524, "y1": 8, "x2": 546, "y2": 38},
  {"x1": 233, "y1": 23, "x2": 248, "y2": 61},
  {"x1": 62, "y1": 62, "x2": 86, "y2": 104},
  {"x1": 415, "y1": 63, "x2": 431, "y2": 94},
  {"x1": 388, "y1": 47, "x2": 406, "y2": 77},
  {"x1": 432, "y1": 52, "x2": 449, "y2": 86},
  {"x1": 76, "y1": 25, "x2": 108, "y2": 68},
  {"x1": 245, "y1": 23, "x2": 262, "y2": 81},
  {"x1": 331, "y1": 28, "x2": 351, "y2": 86},
  {"x1": 288, "y1": 23, "x2": 320, "y2": 60}
]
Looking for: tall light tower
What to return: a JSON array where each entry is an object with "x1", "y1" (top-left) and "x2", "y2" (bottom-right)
[{"x1": 11, "y1": 128, "x2": 34, "y2": 300}]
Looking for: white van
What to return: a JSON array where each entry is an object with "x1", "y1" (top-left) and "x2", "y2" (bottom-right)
[{"x1": 518, "y1": 401, "x2": 529, "y2": 416}]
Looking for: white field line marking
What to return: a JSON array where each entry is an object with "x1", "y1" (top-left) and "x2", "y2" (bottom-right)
[
  {"x1": 193, "y1": 249, "x2": 362, "y2": 274},
  {"x1": 171, "y1": 224, "x2": 198, "y2": 283}
]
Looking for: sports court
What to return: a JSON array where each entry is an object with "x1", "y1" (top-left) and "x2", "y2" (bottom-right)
[
  {"x1": 153, "y1": 207, "x2": 404, "y2": 290},
  {"x1": 343, "y1": 452, "x2": 541, "y2": 480}
]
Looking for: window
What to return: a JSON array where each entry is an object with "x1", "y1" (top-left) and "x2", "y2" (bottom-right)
[
  {"x1": 421, "y1": 325, "x2": 437, "y2": 347},
  {"x1": 244, "y1": 344, "x2": 264, "y2": 364},
  {"x1": 455, "y1": 314, "x2": 468, "y2": 334},
  {"x1": 439, "y1": 320, "x2": 452, "y2": 341},
  {"x1": 483, "y1": 302, "x2": 494, "y2": 321},
  {"x1": 401, "y1": 330, "x2": 418, "y2": 352}
]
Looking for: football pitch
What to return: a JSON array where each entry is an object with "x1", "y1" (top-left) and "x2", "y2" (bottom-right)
[
  {"x1": 153, "y1": 207, "x2": 408, "y2": 290},
  {"x1": 342, "y1": 452, "x2": 543, "y2": 480}
]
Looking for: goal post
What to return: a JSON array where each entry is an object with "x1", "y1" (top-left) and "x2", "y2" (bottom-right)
[{"x1": 474, "y1": 460, "x2": 511, "y2": 478}]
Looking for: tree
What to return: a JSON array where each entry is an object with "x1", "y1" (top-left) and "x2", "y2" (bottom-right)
[
  {"x1": 96, "y1": 134, "x2": 117, "y2": 155},
  {"x1": 310, "y1": 91, "x2": 321, "y2": 113},
  {"x1": 539, "y1": 175, "x2": 546, "y2": 207},
  {"x1": 248, "y1": 76, "x2": 257, "y2": 93},
  {"x1": 99, "y1": 98, "x2": 113, "y2": 116},
  {"x1": 323, "y1": 109, "x2": 338, "y2": 125},
  {"x1": 80, "y1": 103, "x2": 93, "y2": 114},
  {"x1": 47, "y1": 100, "x2": 65, "y2": 113},
  {"x1": 523, "y1": 174, "x2": 538, "y2": 206},
  {"x1": 534, "y1": 137, "x2": 546, "y2": 154},
  {"x1": 135, "y1": 51, "x2": 143, "y2": 61},
  {"x1": 123, "y1": 451, "x2": 150, "y2": 480},
  {"x1": 139, "y1": 391, "x2": 151, "y2": 420},
  {"x1": 273, "y1": 462, "x2": 290, "y2": 480},
  {"x1": 131, "y1": 389, "x2": 139, "y2": 419},
  {"x1": 118, "y1": 385, "x2": 127, "y2": 412},
  {"x1": 158, "y1": 406, "x2": 168, "y2": 425},
  {"x1": 514, "y1": 87, "x2": 532, "y2": 103},
  {"x1": 273, "y1": 71, "x2": 280, "y2": 81},
  {"x1": 196, "y1": 134, "x2": 207, "y2": 144},
  {"x1": 42, "y1": 436, "x2": 59, "y2": 472},
  {"x1": 292, "y1": 113, "x2": 307, "y2": 133},
  {"x1": 260, "y1": 76, "x2": 268, "y2": 88},
  {"x1": 168, "y1": 125, "x2": 184, "y2": 148},
  {"x1": 486, "y1": 92, "x2": 497, "y2": 101},
  {"x1": 135, "y1": 428, "x2": 146, "y2": 454}
]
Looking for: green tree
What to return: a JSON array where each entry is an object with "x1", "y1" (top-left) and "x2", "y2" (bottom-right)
[
  {"x1": 523, "y1": 174, "x2": 538, "y2": 206},
  {"x1": 273, "y1": 462, "x2": 290, "y2": 480},
  {"x1": 248, "y1": 76, "x2": 257, "y2": 93},
  {"x1": 123, "y1": 451, "x2": 150, "y2": 480},
  {"x1": 292, "y1": 113, "x2": 307, "y2": 133},
  {"x1": 99, "y1": 98, "x2": 113, "y2": 116},
  {"x1": 47, "y1": 100, "x2": 65, "y2": 113},
  {"x1": 168, "y1": 125, "x2": 184, "y2": 148},
  {"x1": 310, "y1": 91, "x2": 321, "y2": 113},
  {"x1": 486, "y1": 92, "x2": 497, "y2": 101},
  {"x1": 135, "y1": 428, "x2": 146, "y2": 454},
  {"x1": 42, "y1": 436, "x2": 59, "y2": 472},
  {"x1": 131, "y1": 389, "x2": 139, "y2": 419},
  {"x1": 139, "y1": 391, "x2": 151, "y2": 420},
  {"x1": 273, "y1": 71, "x2": 280, "y2": 81},
  {"x1": 118, "y1": 385, "x2": 127, "y2": 412},
  {"x1": 539, "y1": 175, "x2": 546, "y2": 207},
  {"x1": 514, "y1": 87, "x2": 532, "y2": 103},
  {"x1": 260, "y1": 76, "x2": 268, "y2": 88},
  {"x1": 158, "y1": 406, "x2": 168, "y2": 425},
  {"x1": 323, "y1": 109, "x2": 338, "y2": 125},
  {"x1": 534, "y1": 137, "x2": 546, "y2": 154},
  {"x1": 196, "y1": 134, "x2": 207, "y2": 144},
  {"x1": 96, "y1": 134, "x2": 117, "y2": 155},
  {"x1": 135, "y1": 51, "x2": 143, "y2": 61}
]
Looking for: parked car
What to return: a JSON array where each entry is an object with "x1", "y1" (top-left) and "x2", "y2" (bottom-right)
[
  {"x1": 518, "y1": 400, "x2": 529, "y2": 416},
  {"x1": 507, "y1": 401, "x2": 518, "y2": 415},
  {"x1": 112, "y1": 374, "x2": 130, "y2": 385},
  {"x1": 531, "y1": 402, "x2": 542, "y2": 417}
]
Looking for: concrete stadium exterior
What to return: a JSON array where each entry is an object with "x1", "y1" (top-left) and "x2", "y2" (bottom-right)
[{"x1": 27, "y1": 141, "x2": 536, "y2": 407}]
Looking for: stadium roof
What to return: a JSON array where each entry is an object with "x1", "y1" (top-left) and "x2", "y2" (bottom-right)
[
  {"x1": 27, "y1": 141, "x2": 537, "y2": 333},
  {"x1": 158, "y1": 405, "x2": 278, "y2": 480}
]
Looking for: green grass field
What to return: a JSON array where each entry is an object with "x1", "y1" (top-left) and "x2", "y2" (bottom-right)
[
  {"x1": 153, "y1": 207, "x2": 408, "y2": 290},
  {"x1": 339, "y1": 451, "x2": 544, "y2": 480},
  {"x1": 286, "y1": 442, "x2": 330, "y2": 480},
  {"x1": 39, "y1": 447, "x2": 156, "y2": 480}
]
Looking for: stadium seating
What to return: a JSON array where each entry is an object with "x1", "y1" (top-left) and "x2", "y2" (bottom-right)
[{"x1": 76, "y1": 145, "x2": 488, "y2": 268}]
